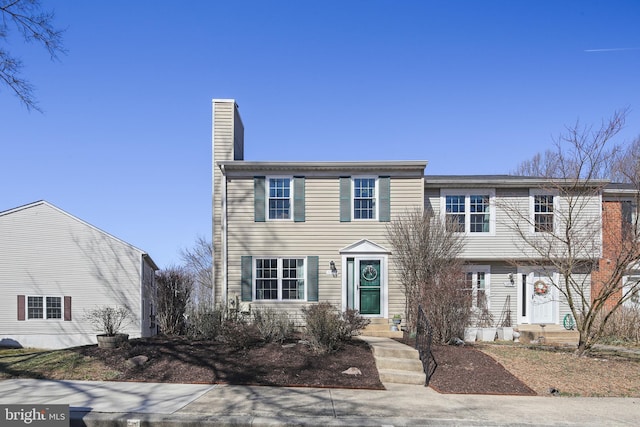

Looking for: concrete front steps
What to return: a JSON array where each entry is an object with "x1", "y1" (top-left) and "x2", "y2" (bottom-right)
[
  {"x1": 360, "y1": 317, "x2": 403, "y2": 338},
  {"x1": 517, "y1": 324, "x2": 579, "y2": 347},
  {"x1": 358, "y1": 335, "x2": 426, "y2": 386}
]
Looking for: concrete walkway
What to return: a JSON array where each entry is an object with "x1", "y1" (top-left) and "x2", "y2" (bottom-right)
[{"x1": 2, "y1": 378, "x2": 639, "y2": 426}]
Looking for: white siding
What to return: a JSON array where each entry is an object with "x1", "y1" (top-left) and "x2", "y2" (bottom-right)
[
  {"x1": 426, "y1": 188, "x2": 602, "y2": 261},
  {"x1": 0, "y1": 202, "x2": 149, "y2": 349}
]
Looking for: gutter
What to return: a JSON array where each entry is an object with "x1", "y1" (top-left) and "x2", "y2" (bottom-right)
[{"x1": 220, "y1": 163, "x2": 228, "y2": 304}]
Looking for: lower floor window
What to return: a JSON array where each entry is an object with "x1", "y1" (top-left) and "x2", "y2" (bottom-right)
[
  {"x1": 27, "y1": 296, "x2": 62, "y2": 319},
  {"x1": 465, "y1": 267, "x2": 490, "y2": 310},
  {"x1": 256, "y1": 258, "x2": 305, "y2": 300}
]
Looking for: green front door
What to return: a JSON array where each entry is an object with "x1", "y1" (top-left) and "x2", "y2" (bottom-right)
[{"x1": 359, "y1": 260, "x2": 381, "y2": 315}]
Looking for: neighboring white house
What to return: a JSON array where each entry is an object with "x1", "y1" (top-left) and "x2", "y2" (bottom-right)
[{"x1": 0, "y1": 201, "x2": 158, "y2": 349}]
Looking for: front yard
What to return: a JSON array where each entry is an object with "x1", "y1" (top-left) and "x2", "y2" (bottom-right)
[{"x1": 1, "y1": 336, "x2": 639, "y2": 397}]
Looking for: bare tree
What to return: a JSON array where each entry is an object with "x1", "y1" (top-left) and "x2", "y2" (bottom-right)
[
  {"x1": 509, "y1": 109, "x2": 640, "y2": 355},
  {"x1": 1, "y1": 0, "x2": 65, "y2": 112},
  {"x1": 155, "y1": 266, "x2": 193, "y2": 336},
  {"x1": 180, "y1": 236, "x2": 213, "y2": 307},
  {"x1": 386, "y1": 209, "x2": 469, "y2": 342}
]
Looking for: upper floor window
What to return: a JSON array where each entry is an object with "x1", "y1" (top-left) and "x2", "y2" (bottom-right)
[
  {"x1": 255, "y1": 257, "x2": 305, "y2": 300},
  {"x1": 442, "y1": 190, "x2": 494, "y2": 234},
  {"x1": 353, "y1": 178, "x2": 377, "y2": 220},
  {"x1": 27, "y1": 296, "x2": 62, "y2": 320},
  {"x1": 533, "y1": 194, "x2": 554, "y2": 232},
  {"x1": 268, "y1": 177, "x2": 291, "y2": 220},
  {"x1": 622, "y1": 200, "x2": 638, "y2": 239}
]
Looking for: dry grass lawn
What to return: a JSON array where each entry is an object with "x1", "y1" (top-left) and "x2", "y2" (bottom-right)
[{"x1": 479, "y1": 343, "x2": 640, "y2": 397}]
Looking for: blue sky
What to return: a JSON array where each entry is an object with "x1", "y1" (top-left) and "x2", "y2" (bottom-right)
[{"x1": 1, "y1": 0, "x2": 639, "y2": 268}]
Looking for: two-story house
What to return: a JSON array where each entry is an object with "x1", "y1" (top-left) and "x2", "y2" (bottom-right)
[
  {"x1": 212, "y1": 100, "x2": 425, "y2": 321},
  {"x1": 212, "y1": 99, "x2": 600, "y2": 329}
]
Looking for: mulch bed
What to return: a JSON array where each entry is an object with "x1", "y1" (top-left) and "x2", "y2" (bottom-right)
[
  {"x1": 74, "y1": 335, "x2": 385, "y2": 390},
  {"x1": 429, "y1": 344, "x2": 536, "y2": 395},
  {"x1": 73, "y1": 335, "x2": 535, "y2": 395}
]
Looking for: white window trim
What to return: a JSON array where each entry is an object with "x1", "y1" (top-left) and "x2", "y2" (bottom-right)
[
  {"x1": 352, "y1": 176, "x2": 379, "y2": 221},
  {"x1": 622, "y1": 275, "x2": 640, "y2": 308},
  {"x1": 26, "y1": 295, "x2": 63, "y2": 320},
  {"x1": 440, "y1": 189, "x2": 496, "y2": 235},
  {"x1": 529, "y1": 189, "x2": 558, "y2": 234},
  {"x1": 266, "y1": 176, "x2": 294, "y2": 222},
  {"x1": 253, "y1": 256, "x2": 307, "y2": 301},
  {"x1": 464, "y1": 265, "x2": 491, "y2": 310}
]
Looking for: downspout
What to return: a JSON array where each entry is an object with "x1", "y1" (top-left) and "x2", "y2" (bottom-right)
[{"x1": 220, "y1": 163, "x2": 228, "y2": 304}]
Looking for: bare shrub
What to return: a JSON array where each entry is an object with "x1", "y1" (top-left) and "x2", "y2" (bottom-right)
[
  {"x1": 155, "y1": 267, "x2": 193, "y2": 336},
  {"x1": 422, "y1": 271, "x2": 472, "y2": 344},
  {"x1": 386, "y1": 209, "x2": 468, "y2": 341},
  {"x1": 341, "y1": 308, "x2": 371, "y2": 338},
  {"x1": 596, "y1": 306, "x2": 640, "y2": 344},
  {"x1": 252, "y1": 308, "x2": 295, "y2": 343},
  {"x1": 185, "y1": 304, "x2": 224, "y2": 340},
  {"x1": 84, "y1": 306, "x2": 131, "y2": 336},
  {"x1": 218, "y1": 319, "x2": 258, "y2": 349},
  {"x1": 301, "y1": 302, "x2": 369, "y2": 353}
]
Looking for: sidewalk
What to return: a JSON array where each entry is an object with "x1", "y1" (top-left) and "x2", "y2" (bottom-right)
[{"x1": 1, "y1": 378, "x2": 639, "y2": 426}]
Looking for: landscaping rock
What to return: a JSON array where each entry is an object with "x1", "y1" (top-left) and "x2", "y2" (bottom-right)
[
  {"x1": 126, "y1": 355, "x2": 149, "y2": 368},
  {"x1": 342, "y1": 367, "x2": 362, "y2": 376}
]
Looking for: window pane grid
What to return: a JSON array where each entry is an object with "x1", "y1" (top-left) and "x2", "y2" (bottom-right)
[
  {"x1": 268, "y1": 178, "x2": 291, "y2": 219},
  {"x1": 470, "y1": 195, "x2": 490, "y2": 233},
  {"x1": 445, "y1": 195, "x2": 466, "y2": 232},
  {"x1": 256, "y1": 258, "x2": 305, "y2": 300},
  {"x1": 46, "y1": 296, "x2": 62, "y2": 319},
  {"x1": 27, "y1": 296, "x2": 43, "y2": 319},
  {"x1": 256, "y1": 259, "x2": 278, "y2": 299},
  {"x1": 354, "y1": 178, "x2": 376, "y2": 219},
  {"x1": 534, "y1": 195, "x2": 554, "y2": 232}
]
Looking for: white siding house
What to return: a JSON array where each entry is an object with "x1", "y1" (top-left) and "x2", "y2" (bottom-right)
[
  {"x1": 0, "y1": 201, "x2": 158, "y2": 349},
  {"x1": 425, "y1": 175, "x2": 603, "y2": 327}
]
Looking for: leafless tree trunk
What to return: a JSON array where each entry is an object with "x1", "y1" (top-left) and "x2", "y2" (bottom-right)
[
  {"x1": 180, "y1": 236, "x2": 213, "y2": 308},
  {"x1": 386, "y1": 209, "x2": 469, "y2": 342},
  {"x1": 155, "y1": 266, "x2": 193, "y2": 336},
  {"x1": 509, "y1": 109, "x2": 640, "y2": 355}
]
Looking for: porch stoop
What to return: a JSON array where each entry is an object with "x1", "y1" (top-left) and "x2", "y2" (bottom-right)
[
  {"x1": 517, "y1": 324, "x2": 579, "y2": 347},
  {"x1": 358, "y1": 335, "x2": 426, "y2": 386},
  {"x1": 361, "y1": 318, "x2": 403, "y2": 338}
]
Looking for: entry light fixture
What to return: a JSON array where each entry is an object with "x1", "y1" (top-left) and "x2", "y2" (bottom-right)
[{"x1": 330, "y1": 260, "x2": 337, "y2": 277}]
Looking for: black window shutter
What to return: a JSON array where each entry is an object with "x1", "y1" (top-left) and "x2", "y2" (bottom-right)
[
  {"x1": 241, "y1": 256, "x2": 253, "y2": 301},
  {"x1": 339, "y1": 177, "x2": 351, "y2": 222},
  {"x1": 294, "y1": 176, "x2": 305, "y2": 222},
  {"x1": 379, "y1": 176, "x2": 391, "y2": 222},
  {"x1": 254, "y1": 177, "x2": 266, "y2": 222},
  {"x1": 307, "y1": 256, "x2": 319, "y2": 302}
]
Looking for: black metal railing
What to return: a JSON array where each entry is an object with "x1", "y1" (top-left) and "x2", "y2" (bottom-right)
[{"x1": 415, "y1": 304, "x2": 437, "y2": 386}]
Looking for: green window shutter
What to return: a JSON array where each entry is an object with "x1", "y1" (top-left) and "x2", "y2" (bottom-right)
[
  {"x1": 307, "y1": 256, "x2": 319, "y2": 302},
  {"x1": 340, "y1": 177, "x2": 351, "y2": 222},
  {"x1": 379, "y1": 176, "x2": 391, "y2": 222},
  {"x1": 294, "y1": 176, "x2": 305, "y2": 222},
  {"x1": 254, "y1": 177, "x2": 266, "y2": 222},
  {"x1": 241, "y1": 256, "x2": 253, "y2": 301}
]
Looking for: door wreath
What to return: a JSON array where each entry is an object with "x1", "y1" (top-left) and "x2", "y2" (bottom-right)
[{"x1": 533, "y1": 280, "x2": 549, "y2": 296}]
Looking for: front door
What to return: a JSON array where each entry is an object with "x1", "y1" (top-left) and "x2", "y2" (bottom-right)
[
  {"x1": 519, "y1": 270, "x2": 555, "y2": 324},
  {"x1": 530, "y1": 275, "x2": 554, "y2": 324},
  {"x1": 358, "y1": 259, "x2": 381, "y2": 315}
]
